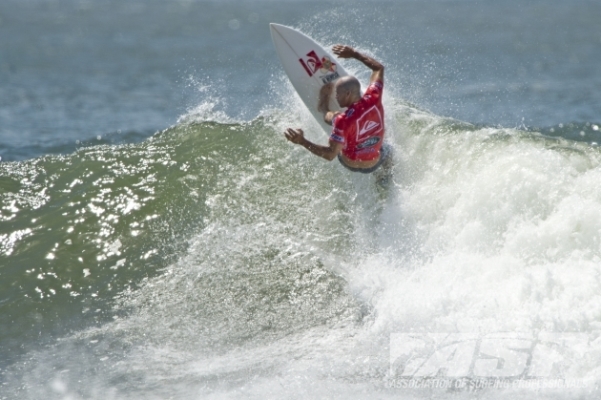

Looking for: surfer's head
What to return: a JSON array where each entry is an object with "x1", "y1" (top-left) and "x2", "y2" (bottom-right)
[{"x1": 334, "y1": 76, "x2": 361, "y2": 107}]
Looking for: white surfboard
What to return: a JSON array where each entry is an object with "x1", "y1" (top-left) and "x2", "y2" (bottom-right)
[{"x1": 270, "y1": 23, "x2": 348, "y2": 134}]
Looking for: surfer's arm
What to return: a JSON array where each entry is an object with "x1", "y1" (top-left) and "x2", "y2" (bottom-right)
[
  {"x1": 284, "y1": 128, "x2": 342, "y2": 161},
  {"x1": 332, "y1": 45, "x2": 384, "y2": 83},
  {"x1": 318, "y1": 83, "x2": 341, "y2": 125}
]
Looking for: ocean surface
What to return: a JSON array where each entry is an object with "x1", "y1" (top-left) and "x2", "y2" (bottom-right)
[{"x1": 2, "y1": 0, "x2": 601, "y2": 398}]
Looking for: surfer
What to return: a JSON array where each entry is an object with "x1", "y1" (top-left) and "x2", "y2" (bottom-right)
[{"x1": 284, "y1": 44, "x2": 392, "y2": 182}]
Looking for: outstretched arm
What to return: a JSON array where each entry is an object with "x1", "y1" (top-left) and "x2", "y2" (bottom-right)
[
  {"x1": 332, "y1": 45, "x2": 384, "y2": 83},
  {"x1": 284, "y1": 128, "x2": 343, "y2": 161}
]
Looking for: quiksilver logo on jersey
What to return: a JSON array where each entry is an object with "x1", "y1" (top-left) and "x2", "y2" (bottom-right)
[
  {"x1": 359, "y1": 120, "x2": 380, "y2": 136},
  {"x1": 355, "y1": 105, "x2": 383, "y2": 140}
]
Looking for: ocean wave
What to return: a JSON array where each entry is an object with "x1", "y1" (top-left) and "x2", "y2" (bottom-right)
[{"x1": 2, "y1": 103, "x2": 601, "y2": 397}]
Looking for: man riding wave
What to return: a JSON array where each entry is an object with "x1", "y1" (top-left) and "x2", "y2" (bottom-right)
[{"x1": 284, "y1": 44, "x2": 392, "y2": 180}]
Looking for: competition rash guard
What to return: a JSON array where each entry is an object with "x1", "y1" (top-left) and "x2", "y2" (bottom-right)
[{"x1": 329, "y1": 80, "x2": 385, "y2": 162}]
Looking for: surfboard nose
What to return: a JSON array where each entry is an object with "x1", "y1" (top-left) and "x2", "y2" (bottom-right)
[
  {"x1": 270, "y1": 23, "x2": 280, "y2": 33},
  {"x1": 269, "y1": 23, "x2": 289, "y2": 34}
]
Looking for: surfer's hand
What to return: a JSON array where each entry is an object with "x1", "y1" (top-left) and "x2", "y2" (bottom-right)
[
  {"x1": 284, "y1": 128, "x2": 305, "y2": 145},
  {"x1": 332, "y1": 45, "x2": 356, "y2": 59}
]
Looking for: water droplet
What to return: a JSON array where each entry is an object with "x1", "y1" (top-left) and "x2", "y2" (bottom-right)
[
  {"x1": 228, "y1": 19, "x2": 240, "y2": 30},
  {"x1": 51, "y1": 379, "x2": 67, "y2": 394}
]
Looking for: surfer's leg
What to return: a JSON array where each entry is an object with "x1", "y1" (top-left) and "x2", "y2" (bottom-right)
[{"x1": 374, "y1": 143, "x2": 394, "y2": 188}]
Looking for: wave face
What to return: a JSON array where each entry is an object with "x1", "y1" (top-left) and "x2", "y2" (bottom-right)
[{"x1": 3, "y1": 96, "x2": 601, "y2": 397}]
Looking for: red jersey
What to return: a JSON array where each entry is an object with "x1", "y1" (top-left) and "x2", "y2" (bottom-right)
[{"x1": 329, "y1": 80, "x2": 385, "y2": 162}]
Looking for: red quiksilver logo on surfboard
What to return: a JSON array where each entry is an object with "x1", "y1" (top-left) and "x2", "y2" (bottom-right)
[
  {"x1": 299, "y1": 50, "x2": 323, "y2": 77},
  {"x1": 299, "y1": 50, "x2": 336, "y2": 78}
]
